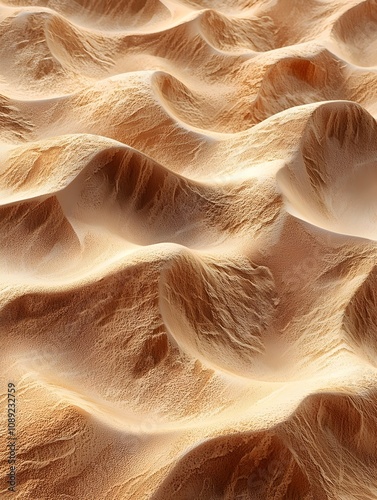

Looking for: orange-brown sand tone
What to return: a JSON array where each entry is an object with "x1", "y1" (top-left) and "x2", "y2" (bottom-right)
[{"x1": 1, "y1": 0, "x2": 377, "y2": 498}]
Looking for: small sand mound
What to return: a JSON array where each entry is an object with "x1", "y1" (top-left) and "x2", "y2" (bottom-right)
[
  {"x1": 331, "y1": 0, "x2": 377, "y2": 66},
  {"x1": 277, "y1": 101, "x2": 377, "y2": 239},
  {"x1": 160, "y1": 250, "x2": 278, "y2": 374}
]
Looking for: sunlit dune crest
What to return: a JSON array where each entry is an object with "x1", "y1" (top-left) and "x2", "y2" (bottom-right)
[{"x1": 1, "y1": 0, "x2": 377, "y2": 498}]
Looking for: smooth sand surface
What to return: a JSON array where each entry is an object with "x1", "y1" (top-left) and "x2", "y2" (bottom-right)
[{"x1": 1, "y1": 0, "x2": 377, "y2": 498}]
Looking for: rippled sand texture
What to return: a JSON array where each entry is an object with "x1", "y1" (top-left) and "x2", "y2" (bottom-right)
[{"x1": 2, "y1": 0, "x2": 377, "y2": 498}]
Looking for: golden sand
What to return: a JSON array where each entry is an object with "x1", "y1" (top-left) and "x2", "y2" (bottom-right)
[{"x1": 1, "y1": 0, "x2": 377, "y2": 498}]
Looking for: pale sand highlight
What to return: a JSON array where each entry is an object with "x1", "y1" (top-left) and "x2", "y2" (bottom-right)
[{"x1": 1, "y1": 0, "x2": 377, "y2": 498}]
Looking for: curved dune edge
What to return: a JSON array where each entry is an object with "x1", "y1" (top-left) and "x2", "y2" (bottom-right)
[{"x1": 2, "y1": 0, "x2": 377, "y2": 499}]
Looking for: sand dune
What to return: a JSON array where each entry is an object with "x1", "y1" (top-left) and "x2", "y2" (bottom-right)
[{"x1": 2, "y1": 0, "x2": 377, "y2": 499}]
